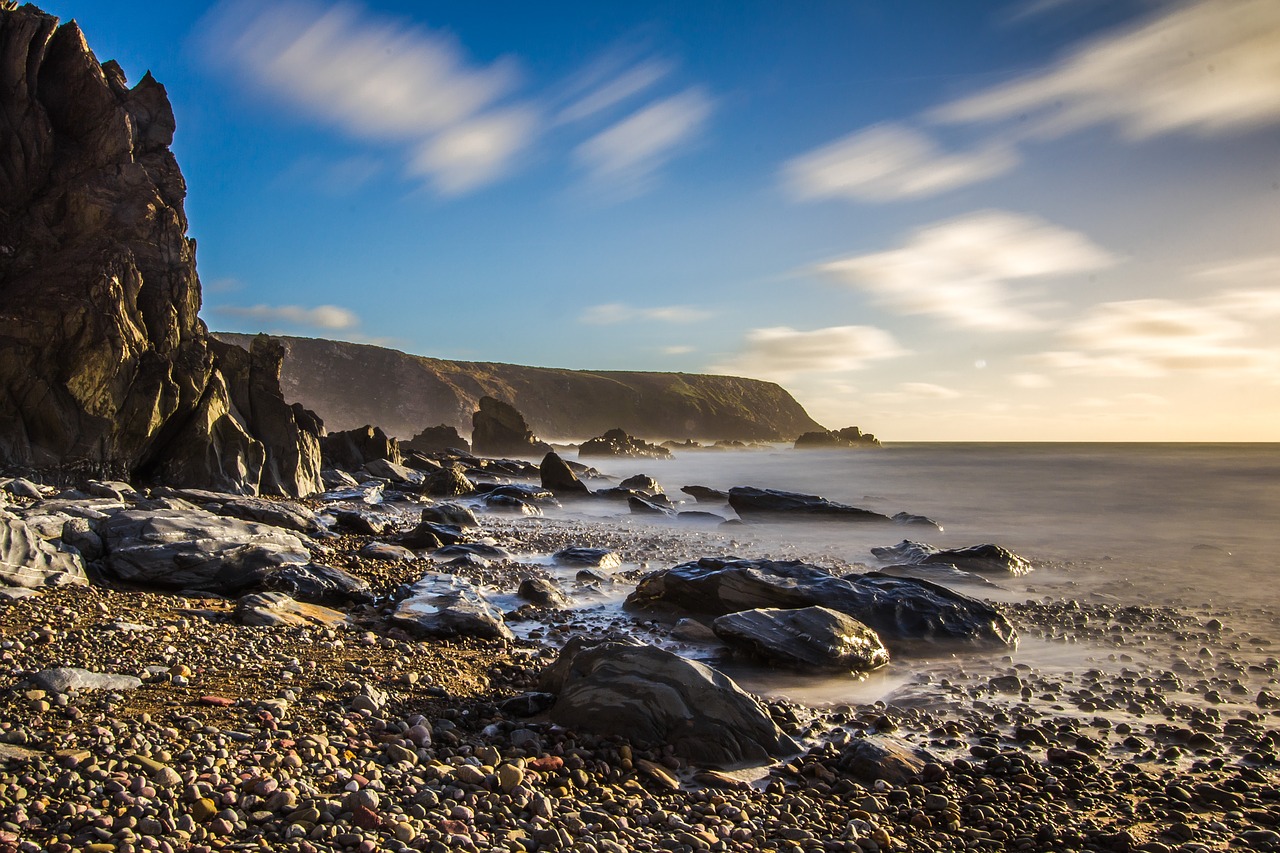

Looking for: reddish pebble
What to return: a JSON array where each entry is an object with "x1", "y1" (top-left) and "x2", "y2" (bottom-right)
[
  {"x1": 352, "y1": 805, "x2": 381, "y2": 829},
  {"x1": 198, "y1": 695, "x2": 234, "y2": 707},
  {"x1": 528, "y1": 756, "x2": 563, "y2": 772}
]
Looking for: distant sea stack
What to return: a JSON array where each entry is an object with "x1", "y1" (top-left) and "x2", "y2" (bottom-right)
[
  {"x1": 212, "y1": 334, "x2": 826, "y2": 443},
  {"x1": 0, "y1": 5, "x2": 321, "y2": 496}
]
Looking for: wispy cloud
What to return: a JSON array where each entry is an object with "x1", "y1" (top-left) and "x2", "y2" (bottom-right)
[
  {"x1": 782, "y1": 124, "x2": 1018, "y2": 202},
  {"x1": 933, "y1": 0, "x2": 1280, "y2": 140},
  {"x1": 574, "y1": 88, "x2": 713, "y2": 197},
  {"x1": 712, "y1": 325, "x2": 908, "y2": 381},
  {"x1": 203, "y1": 0, "x2": 534, "y2": 195},
  {"x1": 1036, "y1": 296, "x2": 1280, "y2": 378},
  {"x1": 819, "y1": 210, "x2": 1116, "y2": 331},
  {"x1": 556, "y1": 56, "x2": 675, "y2": 124},
  {"x1": 579, "y1": 303, "x2": 713, "y2": 325},
  {"x1": 867, "y1": 382, "x2": 962, "y2": 405},
  {"x1": 216, "y1": 303, "x2": 360, "y2": 330}
]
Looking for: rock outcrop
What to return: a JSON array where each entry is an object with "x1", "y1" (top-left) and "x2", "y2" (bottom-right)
[
  {"x1": 794, "y1": 426, "x2": 881, "y2": 449},
  {"x1": 578, "y1": 428, "x2": 672, "y2": 459},
  {"x1": 213, "y1": 334, "x2": 827, "y2": 442},
  {"x1": 0, "y1": 6, "x2": 321, "y2": 496},
  {"x1": 471, "y1": 397, "x2": 551, "y2": 457},
  {"x1": 402, "y1": 424, "x2": 470, "y2": 454}
]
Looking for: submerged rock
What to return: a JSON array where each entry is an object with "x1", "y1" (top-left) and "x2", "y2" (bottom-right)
[
  {"x1": 626, "y1": 557, "x2": 1017, "y2": 652},
  {"x1": 578, "y1": 428, "x2": 672, "y2": 460},
  {"x1": 871, "y1": 540, "x2": 1032, "y2": 576},
  {"x1": 712, "y1": 606, "x2": 889, "y2": 672},
  {"x1": 538, "y1": 637, "x2": 799, "y2": 767},
  {"x1": 681, "y1": 485, "x2": 728, "y2": 504},
  {"x1": 391, "y1": 573, "x2": 512, "y2": 640}
]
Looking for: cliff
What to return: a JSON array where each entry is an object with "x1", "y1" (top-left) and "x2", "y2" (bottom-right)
[
  {"x1": 212, "y1": 334, "x2": 825, "y2": 442},
  {"x1": 0, "y1": 4, "x2": 321, "y2": 495}
]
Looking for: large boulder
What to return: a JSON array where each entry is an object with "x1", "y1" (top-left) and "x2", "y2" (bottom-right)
[
  {"x1": 871, "y1": 540, "x2": 1033, "y2": 576},
  {"x1": 712, "y1": 606, "x2": 889, "y2": 672},
  {"x1": 321, "y1": 425, "x2": 400, "y2": 472},
  {"x1": 403, "y1": 424, "x2": 470, "y2": 454},
  {"x1": 538, "y1": 637, "x2": 799, "y2": 767},
  {"x1": 0, "y1": 510, "x2": 87, "y2": 588},
  {"x1": 578, "y1": 428, "x2": 671, "y2": 460},
  {"x1": 390, "y1": 573, "x2": 512, "y2": 640},
  {"x1": 539, "y1": 451, "x2": 589, "y2": 495},
  {"x1": 625, "y1": 557, "x2": 1017, "y2": 652},
  {"x1": 728, "y1": 487, "x2": 939, "y2": 530},
  {"x1": 100, "y1": 507, "x2": 369, "y2": 602},
  {"x1": 470, "y1": 396, "x2": 551, "y2": 457},
  {"x1": 0, "y1": 6, "x2": 320, "y2": 496}
]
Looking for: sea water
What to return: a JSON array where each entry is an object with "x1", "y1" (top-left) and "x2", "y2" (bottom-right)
[{"x1": 551, "y1": 443, "x2": 1280, "y2": 705}]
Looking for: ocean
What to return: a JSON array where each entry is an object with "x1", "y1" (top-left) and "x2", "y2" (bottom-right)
[{"x1": 546, "y1": 443, "x2": 1280, "y2": 706}]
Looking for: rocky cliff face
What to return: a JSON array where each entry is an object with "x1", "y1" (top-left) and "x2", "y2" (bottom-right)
[
  {"x1": 213, "y1": 334, "x2": 826, "y2": 443},
  {"x1": 0, "y1": 5, "x2": 320, "y2": 495}
]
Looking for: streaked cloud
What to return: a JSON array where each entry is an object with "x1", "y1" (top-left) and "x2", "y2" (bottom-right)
[
  {"x1": 867, "y1": 382, "x2": 962, "y2": 405},
  {"x1": 216, "y1": 303, "x2": 360, "y2": 330},
  {"x1": 819, "y1": 210, "x2": 1116, "y2": 330},
  {"x1": 574, "y1": 88, "x2": 713, "y2": 196},
  {"x1": 203, "y1": 0, "x2": 534, "y2": 195},
  {"x1": 782, "y1": 124, "x2": 1018, "y2": 202},
  {"x1": 1038, "y1": 297, "x2": 1279, "y2": 377},
  {"x1": 712, "y1": 325, "x2": 907, "y2": 380},
  {"x1": 556, "y1": 56, "x2": 674, "y2": 124},
  {"x1": 935, "y1": 0, "x2": 1280, "y2": 140},
  {"x1": 579, "y1": 303, "x2": 713, "y2": 325}
]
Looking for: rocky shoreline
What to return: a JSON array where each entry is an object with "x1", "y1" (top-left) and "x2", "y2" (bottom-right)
[{"x1": 3, "y1": 465, "x2": 1279, "y2": 853}]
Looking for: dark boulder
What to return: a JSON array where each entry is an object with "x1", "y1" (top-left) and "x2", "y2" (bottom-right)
[
  {"x1": 471, "y1": 396, "x2": 551, "y2": 457},
  {"x1": 540, "y1": 451, "x2": 589, "y2": 495},
  {"x1": 625, "y1": 557, "x2": 1017, "y2": 652},
  {"x1": 578, "y1": 428, "x2": 671, "y2": 460},
  {"x1": 395, "y1": 521, "x2": 464, "y2": 550},
  {"x1": 517, "y1": 577, "x2": 571, "y2": 609},
  {"x1": 619, "y1": 474, "x2": 663, "y2": 495},
  {"x1": 403, "y1": 424, "x2": 470, "y2": 455},
  {"x1": 552, "y1": 547, "x2": 621, "y2": 569},
  {"x1": 871, "y1": 540, "x2": 1032, "y2": 576},
  {"x1": 537, "y1": 637, "x2": 799, "y2": 767},
  {"x1": 418, "y1": 503, "x2": 478, "y2": 528},
  {"x1": 839, "y1": 737, "x2": 936, "y2": 785},
  {"x1": 712, "y1": 606, "x2": 889, "y2": 672},
  {"x1": 422, "y1": 467, "x2": 475, "y2": 497},
  {"x1": 391, "y1": 573, "x2": 512, "y2": 640},
  {"x1": 729, "y1": 487, "x2": 939, "y2": 530},
  {"x1": 321, "y1": 425, "x2": 400, "y2": 472},
  {"x1": 682, "y1": 485, "x2": 728, "y2": 504}
]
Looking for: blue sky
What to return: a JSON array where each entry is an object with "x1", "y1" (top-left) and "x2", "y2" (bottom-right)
[{"x1": 43, "y1": 0, "x2": 1280, "y2": 440}]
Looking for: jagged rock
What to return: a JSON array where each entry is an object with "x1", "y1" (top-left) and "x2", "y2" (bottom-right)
[
  {"x1": 333, "y1": 509, "x2": 394, "y2": 536},
  {"x1": 100, "y1": 507, "x2": 369, "y2": 602},
  {"x1": 629, "y1": 495, "x2": 673, "y2": 516},
  {"x1": 0, "y1": 7, "x2": 320, "y2": 495},
  {"x1": 403, "y1": 424, "x2": 470, "y2": 454},
  {"x1": 870, "y1": 540, "x2": 1033, "y2": 576},
  {"x1": 517, "y1": 577, "x2": 571, "y2": 609},
  {"x1": 322, "y1": 425, "x2": 400, "y2": 472},
  {"x1": 794, "y1": 426, "x2": 881, "y2": 449},
  {"x1": 712, "y1": 606, "x2": 889, "y2": 672},
  {"x1": 682, "y1": 485, "x2": 728, "y2": 503},
  {"x1": 578, "y1": 428, "x2": 672, "y2": 460},
  {"x1": 30, "y1": 667, "x2": 141, "y2": 693},
  {"x1": 471, "y1": 396, "x2": 551, "y2": 457},
  {"x1": 625, "y1": 557, "x2": 1017, "y2": 652},
  {"x1": 417, "y1": 503, "x2": 478, "y2": 528},
  {"x1": 540, "y1": 451, "x2": 589, "y2": 495},
  {"x1": 537, "y1": 637, "x2": 799, "y2": 767},
  {"x1": 0, "y1": 510, "x2": 87, "y2": 588},
  {"x1": 391, "y1": 573, "x2": 512, "y2": 640},
  {"x1": 552, "y1": 547, "x2": 621, "y2": 569},
  {"x1": 619, "y1": 474, "x2": 663, "y2": 495},
  {"x1": 402, "y1": 451, "x2": 442, "y2": 472},
  {"x1": 362, "y1": 457, "x2": 425, "y2": 488},
  {"x1": 237, "y1": 591, "x2": 347, "y2": 629},
  {"x1": 423, "y1": 467, "x2": 474, "y2": 497}
]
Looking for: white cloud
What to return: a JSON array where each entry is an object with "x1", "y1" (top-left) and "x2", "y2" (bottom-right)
[
  {"x1": 899, "y1": 383, "x2": 962, "y2": 400},
  {"x1": 1039, "y1": 297, "x2": 1280, "y2": 377},
  {"x1": 556, "y1": 57, "x2": 674, "y2": 124},
  {"x1": 579, "y1": 303, "x2": 713, "y2": 325},
  {"x1": 1011, "y1": 372, "x2": 1053, "y2": 389},
  {"x1": 819, "y1": 210, "x2": 1116, "y2": 330},
  {"x1": 204, "y1": 0, "x2": 535, "y2": 195},
  {"x1": 933, "y1": 0, "x2": 1280, "y2": 140},
  {"x1": 574, "y1": 88, "x2": 713, "y2": 196},
  {"x1": 217, "y1": 303, "x2": 360, "y2": 330},
  {"x1": 711, "y1": 325, "x2": 908, "y2": 380},
  {"x1": 781, "y1": 124, "x2": 1018, "y2": 202}
]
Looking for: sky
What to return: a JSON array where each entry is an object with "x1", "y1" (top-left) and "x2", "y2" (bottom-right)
[{"x1": 41, "y1": 0, "x2": 1280, "y2": 441}]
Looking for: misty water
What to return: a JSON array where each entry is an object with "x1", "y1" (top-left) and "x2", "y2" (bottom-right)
[{"x1": 511, "y1": 443, "x2": 1280, "y2": 708}]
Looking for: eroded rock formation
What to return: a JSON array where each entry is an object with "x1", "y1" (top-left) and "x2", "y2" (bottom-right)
[{"x1": 0, "y1": 5, "x2": 320, "y2": 496}]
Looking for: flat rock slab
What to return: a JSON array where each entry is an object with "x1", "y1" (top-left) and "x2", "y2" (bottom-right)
[
  {"x1": 31, "y1": 667, "x2": 142, "y2": 693},
  {"x1": 238, "y1": 591, "x2": 348, "y2": 629},
  {"x1": 626, "y1": 557, "x2": 1017, "y2": 652},
  {"x1": 871, "y1": 540, "x2": 1032, "y2": 576},
  {"x1": 538, "y1": 637, "x2": 798, "y2": 768},
  {"x1": 712, "y1": 606, "x2": 889, "y2": 672},
  {"x1": 391, "y1": 573, "x2": 513, "y2": 640},
  {"x1": 0, "y1": 510, "x2": 87, "y2": 589},
  {"x1": 217, "y1": 498, "x2": 320, "y2": 534},
  {"x1": 101, "y1": 508, "x2": 369, "y2": 602}
]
